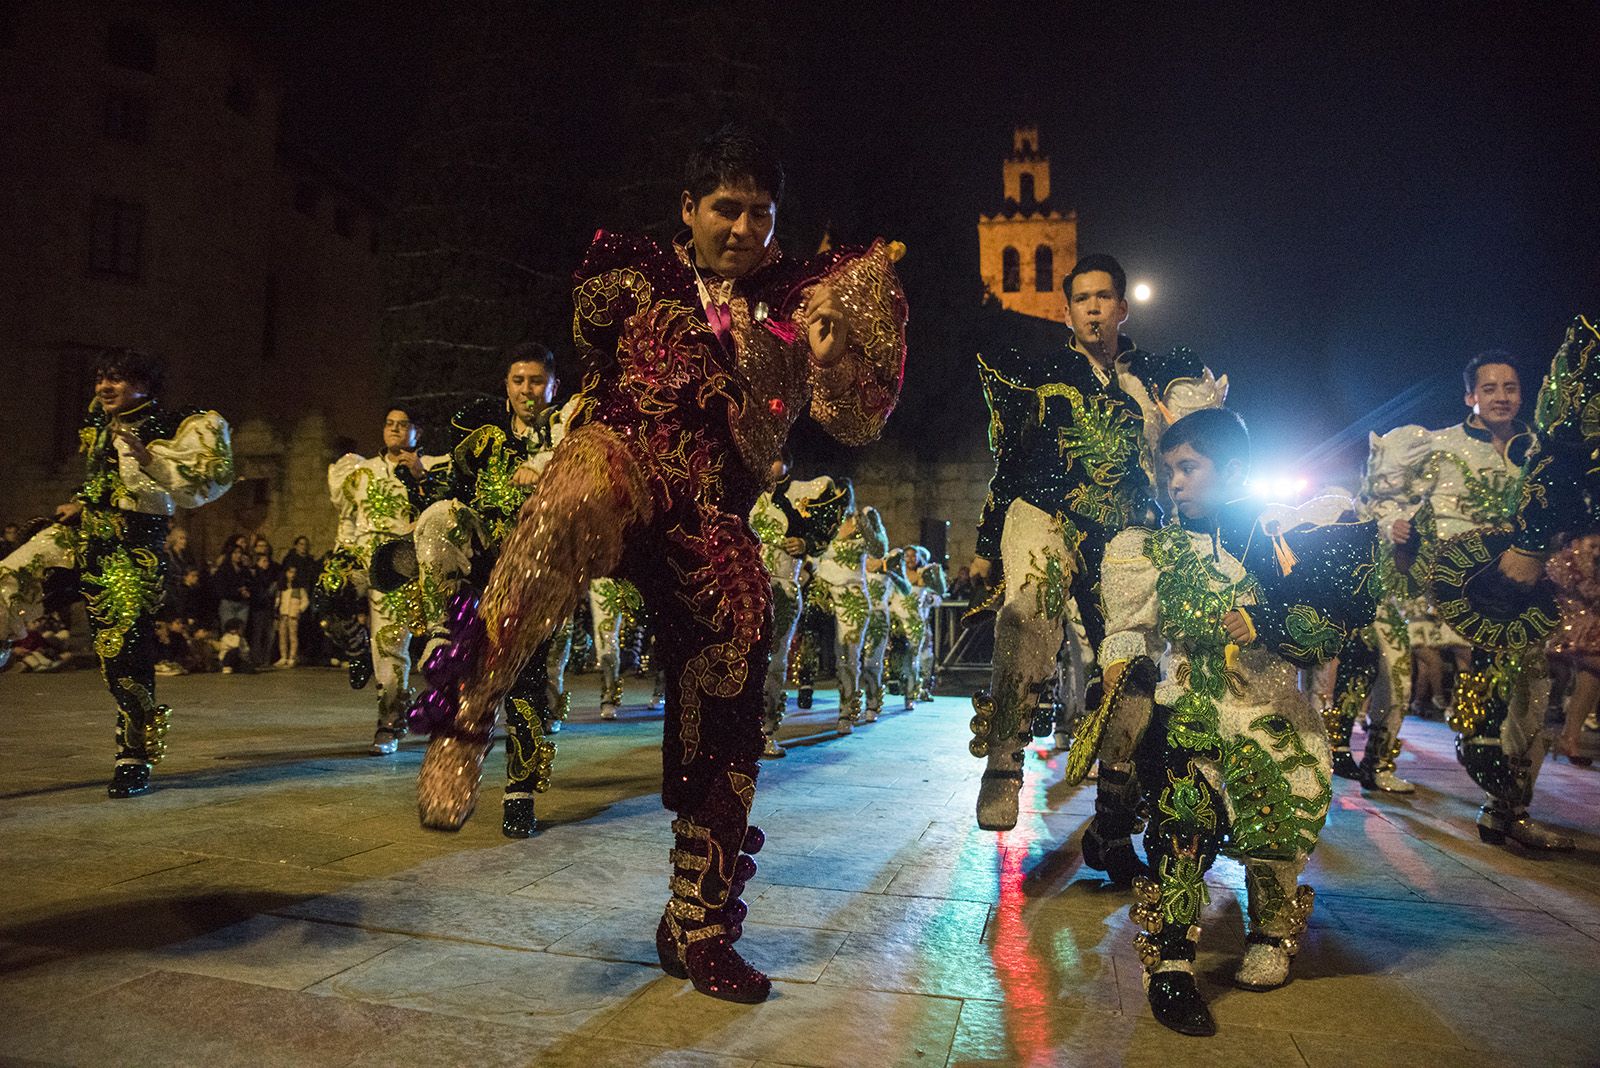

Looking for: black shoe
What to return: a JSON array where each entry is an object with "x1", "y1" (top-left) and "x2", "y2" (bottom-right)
[
  {"x1": 502, "y1": 796, "x2": 537, "y2": 838},
  {"x1": 348, "y1": 648, "x2": 374, "y2": 690},
  {"x1": 1147, "y1": 971, "x2": 1216, "y2": 1037},
  {"x1": 1331, "y1": 747, "x2": 1362, "y2": 781},
  {"x1": 107, "y1": 762, "x2": 151, "y2": 798},
  {"x1": 1081, "y1": 822, "x2": 1152, "y2": 888}
]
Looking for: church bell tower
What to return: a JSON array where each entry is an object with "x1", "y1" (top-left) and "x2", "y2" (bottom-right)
[{"x1": 977, "y1": 125, "x2": 1078, "y2": 321}]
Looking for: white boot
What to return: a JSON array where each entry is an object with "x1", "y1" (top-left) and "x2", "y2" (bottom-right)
[
  {"x1": 1371, "y1": 768, "x2": 1415, "y2": 794},
  {"x1": 1234, "y1": 939, "x2": 1293, "y2": 991},
  {"x1": 1505, "y1": 811, "x2": 1576, "y2": 851}
]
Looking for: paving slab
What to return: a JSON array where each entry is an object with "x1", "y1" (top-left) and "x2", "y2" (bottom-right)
[{"x1": 2, "y1": 668, "x2": 1598, "y2": 1066}]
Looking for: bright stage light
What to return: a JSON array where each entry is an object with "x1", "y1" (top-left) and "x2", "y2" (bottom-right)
[
  {"x1": 1244, "y1": 475, "x2": 1309, "y2": 501},
  {"x1": 1132, "y1": 282, "x2": 1152, "y2": 302}
]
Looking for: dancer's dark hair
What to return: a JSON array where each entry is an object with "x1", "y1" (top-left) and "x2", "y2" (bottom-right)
[
  {"x1": 1063, "y1": 254, "x2": 1127, "y2": 300},
  {"x1": 684, "y1": 125, "x2": 784, "y2": 205},
  {"x1": 92, "y1": 347, "x2": 165, "y2": 395},
  {"x1": 503, "y1": 341, "x2": 555, "y2": 375},
  {"x1": 1462, "y1": 350, "x2": 1519, "y2": 393},
  {"x1": 1159, "y1": 408, "x2": 1250, "y2": 471}
]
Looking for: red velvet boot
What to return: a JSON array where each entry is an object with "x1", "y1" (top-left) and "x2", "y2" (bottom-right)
[{"x1": 655, "y1": 818, "x2": 771, "y2": 1003}]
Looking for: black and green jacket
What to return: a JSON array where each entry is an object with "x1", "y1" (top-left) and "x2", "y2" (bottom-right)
[
  {"x1": 1204, "y1": 501, "x2": 1380, "y2": 668},
  {"x1": 443, "y1": 396, "x2": 562, "y2": 547},
  {"x1": 975, "y1": 334, "x2": 1156, "y2": 560}
]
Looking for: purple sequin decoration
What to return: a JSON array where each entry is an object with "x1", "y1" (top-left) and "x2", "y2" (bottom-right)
[{"x1": 406, "y1": 591, "x2": 486, "y2": 736}]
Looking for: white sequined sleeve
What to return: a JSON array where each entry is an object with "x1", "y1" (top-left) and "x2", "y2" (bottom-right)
[
  {"x1": 1361, "y1": 424, "x2": 1433, "y2": 541},
  {"x1": 128, "y1": 410, "x2": 235, "y2": 509},
  {"x1": 1099, "y1": 528, "x2": 1162, "y2": 666},
  {"x1": 327, "y1": 453, "x2": 364, "y2": 548}
]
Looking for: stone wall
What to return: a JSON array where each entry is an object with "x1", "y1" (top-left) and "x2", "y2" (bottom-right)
[
  {"x1": 0, "y1": 3, "x2": 382, "y2": 557},
  {"x1": 176, "y1": 412, "x2": 342, "y2": 562},
  {"x1": 839, "y1": 434, "x2": 994, "y2": 569}
]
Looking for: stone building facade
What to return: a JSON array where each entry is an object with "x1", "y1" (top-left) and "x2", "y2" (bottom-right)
[
  {"x1": 976, "y1": 124, "x2": 1077, "y2": 321},
  {"x1": 0, "y1": 1, "x2": 384, "y2": 560},
  {"x1": 839, "y1": 438, "x2": 994, "y2": 575}
]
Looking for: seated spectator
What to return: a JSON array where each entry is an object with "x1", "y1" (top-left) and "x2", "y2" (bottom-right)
[
  {"x1": 0, "y1": 522, "x2": 21, "y2": 557},
  {"x1": 13, "y1": 612, "x2": 75, "y2": 673},
  {"x1": 170, "y1": 617, "x2": 218, "y2": 674},
  {"x1": 171, "y1": 566, "x2": 216, "y2": 632},
  {"x1": 217, "y1": 618, "x2": 254, "y2": 674},
  {"x1": 153, "y1": 619, "x2": 188, "y2": 676}
]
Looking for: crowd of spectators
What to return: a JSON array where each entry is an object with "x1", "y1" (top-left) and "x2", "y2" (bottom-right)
[{"x1": 0, "y1": 524, "x2": 338, "y2": 677}]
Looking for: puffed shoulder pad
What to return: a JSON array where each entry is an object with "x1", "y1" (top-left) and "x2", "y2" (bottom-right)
[
  {"x1": 450, "y1": 395, "x2": 506, "y2": 437},
  {"x1": 328, "y1": 453, "x2": 365, "y2": 498},
  {"x1": 574, "y1": 230, "x2": 666, "y2": 283},
  {"x1": 143, "y1": 409, "x2": 235, "y2": 508},
  {"x1": 1366, "y1": 424, "x2": 1434, "y2": 475}
]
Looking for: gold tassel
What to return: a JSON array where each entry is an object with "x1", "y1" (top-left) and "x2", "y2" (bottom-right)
[{"x1": 1273, "y1": 533, "x2": 1298, "y2": 576}]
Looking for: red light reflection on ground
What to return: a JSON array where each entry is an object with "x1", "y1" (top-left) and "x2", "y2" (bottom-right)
[{"x1": 990, "y1": 837, "x2": 1056, "y2": 1067}]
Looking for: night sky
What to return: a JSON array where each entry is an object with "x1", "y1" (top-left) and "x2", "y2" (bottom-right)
[{"x1": 264, "y1": 1, "x2": 1598, "y2": 484}]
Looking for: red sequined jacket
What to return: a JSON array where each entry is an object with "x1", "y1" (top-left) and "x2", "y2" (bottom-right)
[{"x1": 569, "y1": 231, "x2": 908, "y2": 483}]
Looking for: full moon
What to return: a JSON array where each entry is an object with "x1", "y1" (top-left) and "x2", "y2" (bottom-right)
[{"x1": 1133, "y1": 282, "x2": 1152, "y2": 302}]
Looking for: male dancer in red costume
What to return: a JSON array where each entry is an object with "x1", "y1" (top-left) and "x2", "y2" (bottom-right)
[{"x1": 410, "y1": 127, "x2": 907, "y2": 1003}]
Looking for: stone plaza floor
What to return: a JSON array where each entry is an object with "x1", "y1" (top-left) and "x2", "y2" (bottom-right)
[{"x1": 1, "y1": 666, "x2": 1598, "y2": 1067}]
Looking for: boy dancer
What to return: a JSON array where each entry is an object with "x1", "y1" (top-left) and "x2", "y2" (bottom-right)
[
  {"x1": 811, "y1": 497, "x2": 889, "y2": 734},
  {"x1": 325, "y1": 407, "x2": 448, "y2": 754},
  {"x1": 1087, "y1": 409, "x2": 1374, "y2": 1035},
  {"x1": 750, "y1": 473, "x2": 846, "y2": 757},
  {"x1": 890, "y1": 545, "x2": 946, "y2": 708}
]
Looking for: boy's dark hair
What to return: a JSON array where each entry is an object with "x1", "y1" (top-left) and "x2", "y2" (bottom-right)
[
  {"x1": 1159, "y1": 408, "x2": 1251, "y2": 471},
  {"x1": 224, "y1": 619, "x2": 244, "y2": 633},
  {"x1": 92, "y1": 347, "x2": 165, "y2": 395},
  {"x1": 1463, "y1": 349, "x2": 1519, "y2": 393},
  {"x1": 684, "y1": 125, "x2": 784, "y2": 205},
  {"x1": 1063, "y1": 254, "x2": 1126, "y2": 300},
  {"x1": 503, "y1": 341, "x2": 555, "y2": 375}
]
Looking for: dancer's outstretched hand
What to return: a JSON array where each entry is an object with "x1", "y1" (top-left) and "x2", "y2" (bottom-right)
[{"x1": 806, "y1": 285, "x2": 850, "y2": 367}]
